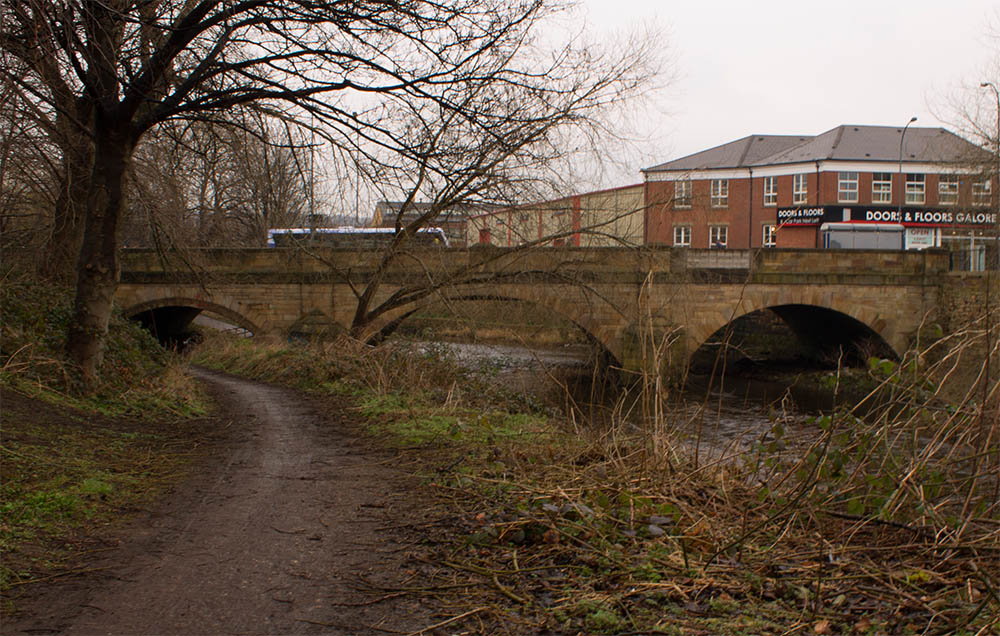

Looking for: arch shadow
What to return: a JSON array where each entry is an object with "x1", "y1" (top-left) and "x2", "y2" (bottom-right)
[
  {"x1": 124, "y1": 297, "x2": 261, "y2": 343},
  {"x1": 690, "y1": 303, "x2": 896, "y2": 374}
]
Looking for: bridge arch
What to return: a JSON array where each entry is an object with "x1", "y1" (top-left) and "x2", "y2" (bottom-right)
[
  {"x1": 364, "y1": 290, "x2": 626, "y2": 366},
  {"x1": 684, "y1": 288, "x2": 905, "y2": 365},
  {"x1": 123, "y1": 296, "x2": 263, "y2": 339}
]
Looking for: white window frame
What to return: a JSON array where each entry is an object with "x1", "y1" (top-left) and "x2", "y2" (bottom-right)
[
  {"x1": 905, "y1": 174, "x2": 925, "y2": 205},
  {"x1": 673, "y1": 225, "x2": 691, "y2": 247},
  {"x1": 709, "y1": 225, "x2": 728, "y2": 249},
  {"x1": 973, "y1": 179, "x2": 992, "y2": 207},
  {"x1": 763, "y1": 176, "x2": 777, "y2": 206},
  {"x1": 710, "y1": 179, "x2": 728, "y2": 208},
  {"x1": 837, "y1": 171, "x2": 859, "y2": 203},
  {"x1": 793, "y1": 174, "x2": 808, "y2": 205},
  {"x1": 938, "y1": 175, "x2": 959, "y2": 206},
  {"x1": 674, "y1": 179, "x2": 692, "y2": 209},
  {"x1": 872, "y1": 172, "x2": 892, "y2": 204},
  {"x1": 762, "y1": 224, "x2": 777, "y2": 248}
]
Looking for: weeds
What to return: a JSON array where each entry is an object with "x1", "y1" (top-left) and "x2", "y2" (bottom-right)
[
  {"x1": 190, "y1": 314, "x2": 999, "y2": 634},
  {"x1": 0, "y1": 276, "x2": 207, "y2": 417},
  {"x1": 0, "y1": 277, "x2": 214, "y2": 609}
]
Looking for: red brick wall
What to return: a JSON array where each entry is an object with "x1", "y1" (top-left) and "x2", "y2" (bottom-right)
[
  {"x1": 644, "y1": 181, "x2": 671, "y2": 244},
  {"x1": 818, "y1": 171, "x2": 997, "y2": 208},
  {"x1": 645, "y1": 170, "x2": 998, "y2": 248},
  {"x1": 776, "y1": 225, "x2": 818, "y2": 248},
  {"x1": 646, "y1": 176, "x2": 756, "y2": 248}
]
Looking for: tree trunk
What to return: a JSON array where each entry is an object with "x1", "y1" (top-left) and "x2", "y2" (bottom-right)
[
  {"x1": 42, "y1": 137, "x2": 93, "y2": 282},
  {"x1": 66, "y1": 122, "x2": 132, "y2": 388},
  {"x1": 41, "y1": 98, "x2": 94, "y2": 283}
]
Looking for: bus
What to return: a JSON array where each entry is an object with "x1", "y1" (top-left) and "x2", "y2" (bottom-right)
[
  {"x1": 266, "y1": 226, "x2": 450, "y2": 248},
  {"x1": 820, "y1": 223, "x2": 904, "y2": 250}
]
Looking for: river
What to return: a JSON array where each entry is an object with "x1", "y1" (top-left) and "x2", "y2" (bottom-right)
[
  {"x1": 190, "y1": 313, "x2": 829, "y2": 460},
  {"x1": 399, "y1": 339, "x2": 827, "y2": 462}
]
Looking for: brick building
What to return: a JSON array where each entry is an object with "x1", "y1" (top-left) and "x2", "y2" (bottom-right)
[
  {"x1": 466, "y1": 184, "x2": 644, "y2": 247},
  {"x1": 642, "y1": 125, "x2": 996, "y2": 254}
]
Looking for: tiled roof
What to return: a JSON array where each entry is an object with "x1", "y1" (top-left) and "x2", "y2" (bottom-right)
[
  {"x1": 642, "y1": 135, "x2": 810, "y2": 172},
  {"x1": 643, "y1": 125, "x2": 989, "y2": 173},
  {"x1": 761, "y1": 125, "x2": 985, "y2": 164}
]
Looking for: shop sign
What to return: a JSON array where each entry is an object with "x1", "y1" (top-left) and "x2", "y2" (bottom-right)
[
  {"x1": 776, "y1": 207, "x2": 825, "y2": 225},
  {"x1": 851, "y1": 206, "x2": 997, "y2": 227},
  {"x1": 905, "y1": 227, "x2": 938, "y2": 250}
]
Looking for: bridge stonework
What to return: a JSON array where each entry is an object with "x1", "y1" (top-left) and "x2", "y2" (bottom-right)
[{"x1": 117, "y1": 247, "x2": 952, "y2": 381}]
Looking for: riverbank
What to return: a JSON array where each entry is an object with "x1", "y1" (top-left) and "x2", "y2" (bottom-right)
[
  {"x1": 0, "y1": 279, "x2": 213, "y2": 615},
  {"x1": 191, "y1": 332, "x2": 1000, "y2": 635}
]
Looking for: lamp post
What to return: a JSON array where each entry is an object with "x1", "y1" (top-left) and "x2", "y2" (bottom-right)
[
  {"x1": 982, "y1": 83, "x2": 1000, "y2": 249},
  {"x1": 981, "y1": 83, "x2": 1000, "y2": 428},
  {"x1": 897, "y1": 116, "x2": 917, "y2": 219},
  {"x1": 353, "y1": 111, "x2": 360, "y2": 226}
]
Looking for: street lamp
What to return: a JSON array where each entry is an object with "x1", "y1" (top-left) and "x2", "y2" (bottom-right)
[
  {"x1": 980, "y1": 83, "x2": 1000, "y2": 424},
  {"x1": 898, "y1": 116, "x2": 917, "y2": 219},
  {"x1": 981, "y1": 83, "x2": 999, "y2": 240}
]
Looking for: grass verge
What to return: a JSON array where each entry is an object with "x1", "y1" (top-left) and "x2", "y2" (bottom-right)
[
  {"x1": 0, "y1": 277, "x2": 215, "y2": 613},
  {"x1": 0, "y1": 392, "x2": 218, "y2": 605}
]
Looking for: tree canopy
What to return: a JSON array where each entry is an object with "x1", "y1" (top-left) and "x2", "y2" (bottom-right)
[{"x1": 0, "y1": 0, "x2": 660, "y2": 386}]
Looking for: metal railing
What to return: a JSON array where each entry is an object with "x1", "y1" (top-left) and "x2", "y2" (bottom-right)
[{"x1": 948, "y1": 248, "x2": 1000, "y2": 272}]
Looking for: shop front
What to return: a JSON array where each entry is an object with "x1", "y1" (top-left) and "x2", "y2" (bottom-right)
[{"x1": 776, "y1": 205, "x2": 998, "y2": 269}]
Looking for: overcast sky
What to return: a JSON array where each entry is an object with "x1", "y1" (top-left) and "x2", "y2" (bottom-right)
[{"x1": 575, "y1": 0, "x2": 999, "y2": 185}]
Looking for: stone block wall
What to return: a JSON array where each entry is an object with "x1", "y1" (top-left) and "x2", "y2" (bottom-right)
[{"x1": 118, "y1": 246, "x2": 958, "y2": 384}]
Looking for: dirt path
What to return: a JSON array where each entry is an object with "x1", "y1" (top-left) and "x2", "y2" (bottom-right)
[{"x1": 5, "y1": 368, "x2": 437, "y2": 635}]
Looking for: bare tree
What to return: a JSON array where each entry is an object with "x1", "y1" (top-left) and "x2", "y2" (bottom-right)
[
  {"x1": 342, "y1": 30, "x2": 658, "y2": 336},
  {"x1": 124, "y1": 112, "x2": 314, "y2": 248},
  {"x1": 0, "y1": 0, "x2": 659, "y2": 386},
  {"x1": 0, "y1": 16, "x2": 94, "y2": 280},
  {"x1": 0, "y1": 80, "x2": 51, "y2": 259},
  {"x1": 225, "y1": 114, "x2": 313, "y2": 243},
  {"x1": 937, "y1": 21, "x2": 1000, "y2": 180}
]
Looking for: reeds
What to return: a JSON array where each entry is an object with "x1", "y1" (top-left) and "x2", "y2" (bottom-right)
[
  {"x1": 522, "y1": 307, "x2": 1000, "y2": 634},
  {"x1": 192, "y1": 309, "x2": 1000, "y2": 634}
]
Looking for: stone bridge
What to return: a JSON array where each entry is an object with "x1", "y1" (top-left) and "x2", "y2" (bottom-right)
[{"x1": 117, "y1": 247, "x2": 951, "y2": 379}]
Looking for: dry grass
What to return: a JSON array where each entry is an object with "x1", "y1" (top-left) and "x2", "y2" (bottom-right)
[
  {"x1": 192, "y1": 324, "x2": 1000, "y2": 635},
  {"x1": 0, "y1": 276, "x2": 207, "y2": 417}
]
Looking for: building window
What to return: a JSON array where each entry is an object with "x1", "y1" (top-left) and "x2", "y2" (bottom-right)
[
  {"x1": 711, "y1": 179, "x2": 728, "y2": 208},
  {"x1": 838, "y1": 172, "x2": 859, "y2": 203},
  {"x1": 938, "y1": 175, "x2": 959, "y2": 205},
  {"x1": 709, "y1": 225, "x2": 727, "y2": 249},
  {"x1": 872, "y1": 172, "x2": 892, "y2": 203},
  {"x1": 973, "y1": 179, "x2": 992, "y2": 206},
  {"x1": 763, "y1": 176, "x2": 777, "y2": 206},
  {"x1": 673, "y1": 225, "x2": 691, "y2": 246},
  {"x1": 905, "y1": 174, "x2": 925, "y2": 205},
  {"x1": 793, "y1": 174, "x2": 808, "y2": 204},
  {"x1": 762, "y1": 224, "x2": 777, "y2": 248},
  {"x1": 674, "y1": 179, "x2": 691, "y2": 209}
]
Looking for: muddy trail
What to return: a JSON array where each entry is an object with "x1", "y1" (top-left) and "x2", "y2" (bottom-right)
[{"x1": 4, "y1": 368, "x2": 439, "y2": 635}]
